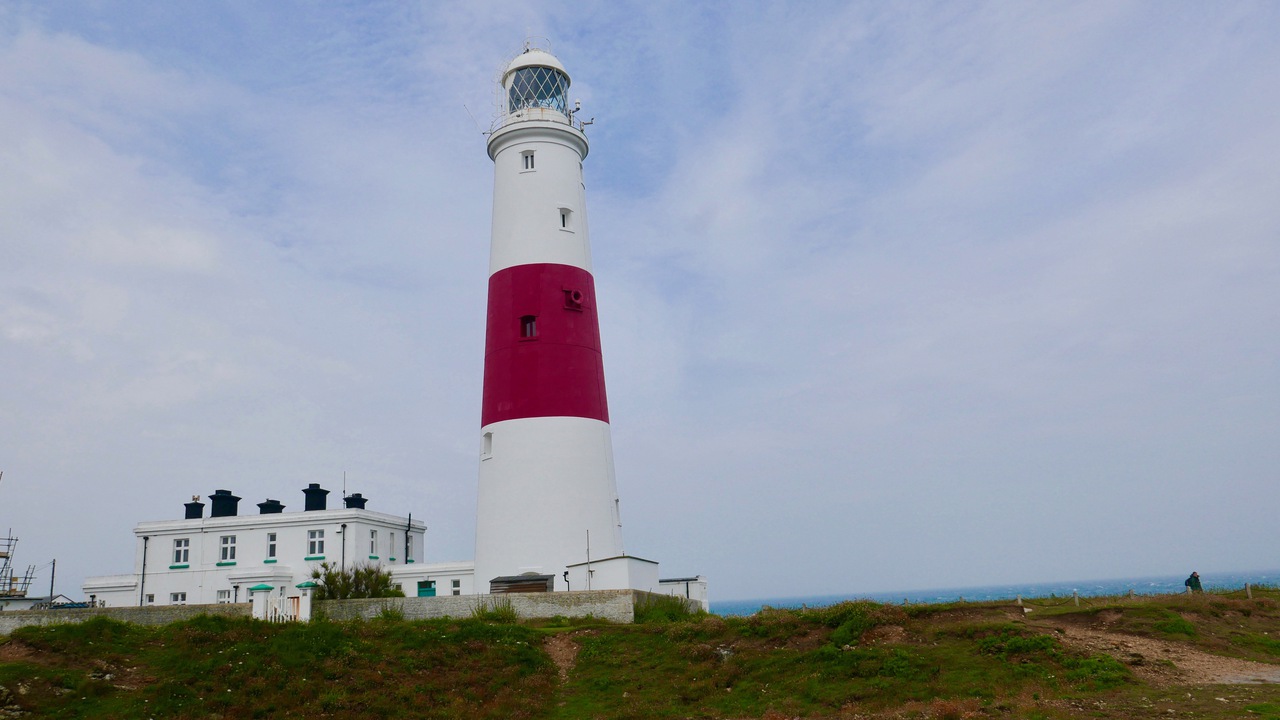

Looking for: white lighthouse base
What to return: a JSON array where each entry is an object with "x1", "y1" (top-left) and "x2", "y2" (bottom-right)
[
  {"x1": 475, "y1": 416, "x2": 628, "y2": 589},
  {"x1": 565, "y1": 555, "x2": 659, "y2": 593}
]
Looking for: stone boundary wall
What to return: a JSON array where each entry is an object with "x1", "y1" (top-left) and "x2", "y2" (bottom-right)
[
  {"x1": 0, "y1": 603, "x2": 251, "y2": 635},
  {"x1": 319, "y1": 589, "x2": 692, "y2": 624},
  {"x1": 0, "y1": 590, "x2": 697, "y2": 634}
]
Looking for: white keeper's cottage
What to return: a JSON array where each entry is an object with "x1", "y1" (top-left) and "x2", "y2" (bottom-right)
[{"x1": 82, "y1": 484, "x2": 476, "y2": 608}]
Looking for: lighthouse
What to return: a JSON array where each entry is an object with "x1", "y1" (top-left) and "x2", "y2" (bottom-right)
[{"x1": 474, "y1": 47, "x2": 655, "y2": 593}]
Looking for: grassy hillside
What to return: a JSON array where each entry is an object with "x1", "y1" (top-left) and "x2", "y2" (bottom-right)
[{"x1": 2, "y1": 588, "x2": 1279, "y2": 719}]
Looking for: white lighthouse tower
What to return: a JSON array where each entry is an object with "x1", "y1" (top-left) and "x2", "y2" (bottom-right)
[{"x1": 475, "y1": 46, "x2": 656, "y2": 593}]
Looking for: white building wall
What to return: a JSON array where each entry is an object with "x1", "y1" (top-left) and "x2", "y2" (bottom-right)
[
  {"x1": 83, "y1": 508, "x2": 432, "y2": 607},
  {"x1": 565, "y1": 556, "x2": 659, "y2": 594},
  {"x1": 657, "y1": 576, "x2": 710, "y2": 612},
  {"x1": 390, "y1": 561, "x2": 476, "y2": 598}
]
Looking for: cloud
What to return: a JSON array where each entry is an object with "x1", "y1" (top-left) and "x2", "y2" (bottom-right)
[{"x1": 1, "y1": 2, "x2": 1277, "y2": 602}]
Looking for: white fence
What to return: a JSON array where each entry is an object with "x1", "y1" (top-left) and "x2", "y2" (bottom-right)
[{"x1": 264, "y1": 595, "x2": 299, "y2": 622}]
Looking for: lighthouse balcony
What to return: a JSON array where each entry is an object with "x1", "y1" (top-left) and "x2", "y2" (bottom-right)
[{"x1": 490, "y1": 107, "x2": 579, "y2": 133}]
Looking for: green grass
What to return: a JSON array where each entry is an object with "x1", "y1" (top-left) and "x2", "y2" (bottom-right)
[
  {"x1": 1246, "y1": 702, "x2": 1280, "y2": 719},
  {"x1": 3, "y1": 615, "x2": 553, "y2": 719},
  {"x1": 3, "y1": 590, "x2": 1280, "y2": 719},
  {"x1": 634, "y1": 593, "x2": 704, "y2": 623},
  {"x1": 470, "y1": 596, "x2": 520, "y2": 623}
]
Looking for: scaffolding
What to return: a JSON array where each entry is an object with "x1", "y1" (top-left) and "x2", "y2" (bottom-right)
[{"x1": 0, "y1": 532, "x2": 36, "y2": 598}]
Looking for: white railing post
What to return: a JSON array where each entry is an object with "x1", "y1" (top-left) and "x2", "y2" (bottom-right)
[{"x1": 249, "y1": 584, "x2": 273, "y2": 620}]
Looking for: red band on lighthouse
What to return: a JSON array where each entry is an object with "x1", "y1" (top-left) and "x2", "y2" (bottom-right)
[{"x1": 481, "y1": 263, "x2": 609, "y2": 426}]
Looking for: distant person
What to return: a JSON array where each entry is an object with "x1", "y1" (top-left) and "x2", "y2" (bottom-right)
[{"x1": 1185, "y1": 571, "x2": 1202, "y2": 593}]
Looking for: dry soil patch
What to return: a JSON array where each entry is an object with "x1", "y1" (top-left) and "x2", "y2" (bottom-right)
[{"x1": 1038, "y1": 620, "x2": 1280, "y2": 686}]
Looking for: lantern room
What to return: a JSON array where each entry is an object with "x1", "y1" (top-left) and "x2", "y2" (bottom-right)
[{"x1": 503, "y1": 49, "x2": 570, "y2": 116}]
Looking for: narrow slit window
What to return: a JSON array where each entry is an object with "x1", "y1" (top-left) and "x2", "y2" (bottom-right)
[
  {"x1": 522, "y1": 151, "x2": 535, "y2": 170},
  {"x1": 520, "y1": 315, "x2": 537, "y2": 338},
  {"x1": 559, "y1": 207, "x2": 573, "y2": 231},
  {"x1": 482, "y1": 431, "x2": 493, "y2": 458}
]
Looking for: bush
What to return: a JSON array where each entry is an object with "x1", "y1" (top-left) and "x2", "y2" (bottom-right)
[
  {"x1": 978, "y1": 631, "x2": 1059, "y2": 659},
  {"x1": 1064, "y1": 654, "x2": 1130, "y2": 689},
  {"x1": 635, "y1": 594, "x2": 703, "y2": 623},
  {"x1": 470, "y1": 596, "x2": 519, "y2": 623},
  {"x1": 374, "y1": 602, "x2": 406, "y2": 622},
  {"x1": 804, "y1": 600, "x2": 907, "y2": 647},
  {"x1": 310, "y1": 561, "x2": 405, "y2": 600}
]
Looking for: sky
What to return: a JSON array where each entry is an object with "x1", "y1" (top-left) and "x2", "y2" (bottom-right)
[{"x1": 1, "y1": 1, "x2": 1277, "y2": 603}]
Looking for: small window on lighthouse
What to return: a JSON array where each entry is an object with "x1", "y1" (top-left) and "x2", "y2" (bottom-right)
[
  {"x1": 522, "y1": 151, "x2": 535, "y2": 171},
  {"x1": 520, "y1": 315, "x2": 537, "y2": 338},
  {"x1": 559, "y1": 208, "x2": 573, "y2": 231},
  {"x1": 482, "y1": 431, "x2": 493, "y2": 459}
]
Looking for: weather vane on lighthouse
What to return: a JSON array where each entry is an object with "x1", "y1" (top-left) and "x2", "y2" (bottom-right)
[{"x1": 473, "y1": 44, "x2": 655, "y2": 593}]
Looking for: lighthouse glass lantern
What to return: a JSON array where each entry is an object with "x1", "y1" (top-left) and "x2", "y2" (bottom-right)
[{"x1": 507, "y1": 65, "x2": 568, "y2": 114}]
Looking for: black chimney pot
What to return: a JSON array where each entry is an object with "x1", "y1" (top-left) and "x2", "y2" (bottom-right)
[
  {"x1": 344, "y1": 493, "x2": 368, "y2": 509},
  {"x1": 209, "y1": 489, "x2": 241, "y2": 518},
  {"x1": 257, "y1": 498, "x2": 285, "y2": 514},
  {"x1": 184, "y1": 501, "x2": 205, "y2": 520},
  {"x1": 302, "y1": 483, "x2": 329, "y2": 511}
]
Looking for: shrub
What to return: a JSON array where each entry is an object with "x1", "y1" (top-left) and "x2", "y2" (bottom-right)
[
  {"x1": 470, "y1": 596, "x2": 519, "y2": 623},
  {"x1": 309, "y1": 561, "x2": 405, "y2": 600},
  {"x1": 739, "y1": 607, "x2": 806, "y2": 640},
  {"x1": 1064, "y1": 654, "x2": 1130, "y2": 689},
  {"x1": 374, "y1": 602, "x2": 406, "y2": 622},
  {"x1": 635, "y1": 594, "x2": 702, "y2": 623},
  {"x1": 978, "y1": 631, "x2": 1059, "y2": 659},
  {"x1": 805, "y1": 600, "x2": 907, "y2": 647}
]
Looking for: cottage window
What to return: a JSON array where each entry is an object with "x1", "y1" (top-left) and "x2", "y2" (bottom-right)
[
  {"x1": 220, "y1": 535, "x2": 237, "y2": 561},
  {"x1": 172, "y1": 538, "x2": 189, "y2": 564},
  {"x1": 308, "y1": 529, "x2": 325, "y2": 556}
]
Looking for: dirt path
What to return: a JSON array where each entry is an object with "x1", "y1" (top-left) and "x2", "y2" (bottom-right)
[
  {"x1": 1034, "y1": 619, "x2": 1280, "y2": 686},
  {"x1": 543, "y1": 631, "x2": 581, "y2": 682}
]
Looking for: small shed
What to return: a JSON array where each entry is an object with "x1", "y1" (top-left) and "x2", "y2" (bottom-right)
[{"x1": 489, "y1": 574, "x2": 554, "y2": 594}]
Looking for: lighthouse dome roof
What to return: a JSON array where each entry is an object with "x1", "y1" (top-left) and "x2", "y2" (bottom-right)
[{"x1": 502, "y1": 48, "x2": 570, "y2": 86}]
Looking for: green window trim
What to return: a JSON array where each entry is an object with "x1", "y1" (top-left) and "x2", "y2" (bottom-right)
[
  {"x1": 168, "y1": 564, "x2": 189, "y2": 570},
  {"x1": 304, "y1": 555, "x2": 325, "y2": 561},
  {"x1": 368, "y1": 555, "x2": 380, "y2": 560},
  {"x1": 216, "y1": 561, "x2": 237, "y2": 567},
  {"x1": 407, "y1": 559, "x2": 415, "y2": 564},
  {"x1": 263, "y1": 558, "x2": 278, "y2": 564},
  {"x1": 388, "y1": 557, "x2": 396, "y2": 562}
]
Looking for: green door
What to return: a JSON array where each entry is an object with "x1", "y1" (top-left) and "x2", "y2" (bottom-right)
[{"x1": 417, "y1": 580, "x2": 436, "y2": 598}]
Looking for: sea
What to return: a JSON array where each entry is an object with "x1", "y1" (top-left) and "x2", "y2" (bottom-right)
[{"x1": 710, "y1": 569, "x2": 1280, "y2": 616}]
